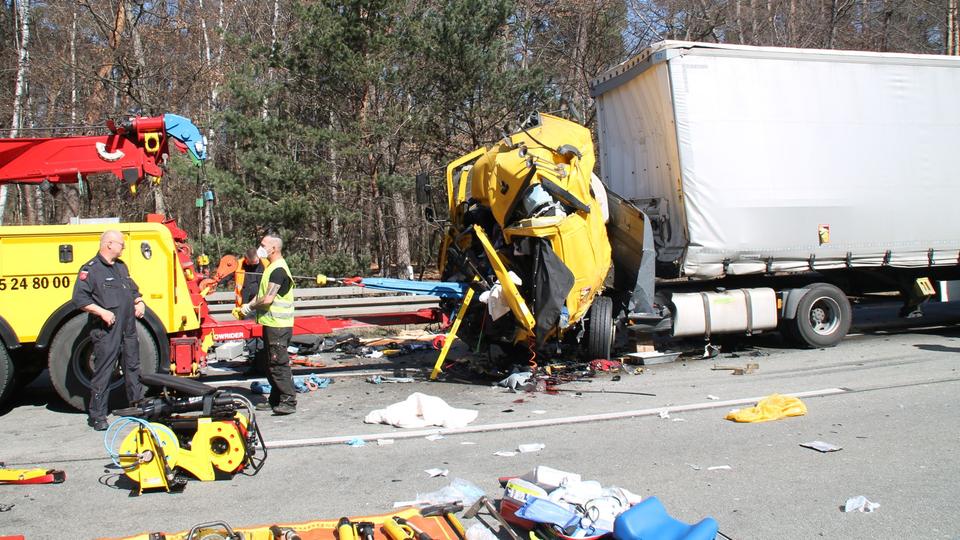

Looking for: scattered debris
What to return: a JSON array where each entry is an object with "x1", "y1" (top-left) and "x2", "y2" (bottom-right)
[
  {"x1": 346, "y1": 438, "x2": 366, "y2": 447},
  {"x1": 517, "y1": 443, "x2": 545, "y2": 453},
  {"x1": 707, "y1": 465, "x2": 732, "y2": 471},
  {"x1": 376, "y1": 439, "x2": 394, "y2": 446},
  {"x1": 531, "y1": 410, "x2": 546, "y2": 415},
  {"x1": 687, "y1": 464, "x2": 702, "y2": 471},
  {"x1": 726, "y1": 394, "x2": 807, "y2": 423},
  {"x1": 843, "y1": 496, "x2": 880, "y2": 513},
  {"x1": 366, "y1": 375, "x2": 415, "y2": 384},
  {"x1": 425, "y1": 468, "x2": 450, "y2": 477},
  {"x1": 624, "y1": 351, "x2": 681, "y2": 366},
  {"x1": 495, "y1": 451, "x2": 519, "y2": 457},
  {"x1": 800, "y1": 441, "x2": 843, "y2": 453},
  {"x1": 671, "y1": 418, "x2": 687, "y2": 422},
  {"x1": 0, "y1": 503, "x2": 13, "y2": 512},
  {"x1": 498, "y1": 372, "x2": 534, "y2": 392},
  {"x1": 703, "y1": 344, "x2": 721, "y2": 358},
  {"x1": 461, "y1": 441, "x2": 477, "y2": 445},
  {"x1": 711, "y1": 363, "x2": 759, "y2": 375},
  {"x1": 425, "y1": 434, "x2": 445, "y2": 442},
  {"x1": 707, "y1": 395, "x2": 720, "y2": 400},
  {"x1": 658, "y1": 410, "x2": 671, "y2": 419}
]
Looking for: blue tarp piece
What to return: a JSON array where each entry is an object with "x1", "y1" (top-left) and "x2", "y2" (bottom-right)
[
  {"x1": 164, "y1": 113, "x2": 208, "y2": 162},
  {"x1": 361, "y1": 278, "x2": 467, "y2": 299}
]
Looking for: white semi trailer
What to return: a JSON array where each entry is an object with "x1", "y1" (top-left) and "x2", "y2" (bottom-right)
[{"x1": 592, "y1": 41, "x2": 960, "y2": 347}]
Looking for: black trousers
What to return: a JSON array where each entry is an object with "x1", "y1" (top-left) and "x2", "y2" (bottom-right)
[
  {"x1": 88, "y1": 310, "x2": 143, "y2": 420},
  {"x1": 263, "y1": 326, "x2": 296, "y2": 407}
]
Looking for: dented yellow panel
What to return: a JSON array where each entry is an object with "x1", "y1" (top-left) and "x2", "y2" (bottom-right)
[{"x1": 0, "y1": 222, "x2": 199, "y2": 343}]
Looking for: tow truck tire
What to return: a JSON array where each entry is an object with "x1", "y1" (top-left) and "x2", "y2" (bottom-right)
[
  {"x1": 787, "y1": 283, "x2": 852, "y2": 348},
  {"x1": 0, "y1": 345, "x2": 14, "y2": 408},
  {"x1": 585, "y1": 296, "x2": 615, "y2": 360},
  {"x1": 48, "y1": 314, "x2": 159, "y2": 411}
]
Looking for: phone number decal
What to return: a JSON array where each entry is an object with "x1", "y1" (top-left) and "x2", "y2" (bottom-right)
[{"x1": 0, "y1": 276, "x2": 72, "y2": 291}]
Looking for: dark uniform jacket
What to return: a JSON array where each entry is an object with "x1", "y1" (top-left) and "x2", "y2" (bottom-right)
[{"x1": 72, "y1": 254, "x2": 141, "y2": 318}]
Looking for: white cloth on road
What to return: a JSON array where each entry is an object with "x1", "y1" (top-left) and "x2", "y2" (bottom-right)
[{"x1": 364, "y1": 392, "x2": 478, "y2": 428}]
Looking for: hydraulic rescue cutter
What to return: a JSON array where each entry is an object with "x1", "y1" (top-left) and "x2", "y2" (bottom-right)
[{"x1": 107, "y1": 373, "x2": 266, "y2": 495}]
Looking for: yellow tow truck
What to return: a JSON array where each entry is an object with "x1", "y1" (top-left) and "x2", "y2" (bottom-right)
[{"x1": 0, "y1": 115, "x2": 209, "y2": 409}]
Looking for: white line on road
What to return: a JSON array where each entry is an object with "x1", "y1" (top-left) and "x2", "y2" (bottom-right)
[{"x1": 264, "y1": 387, "x2": 849, "y2": 449}]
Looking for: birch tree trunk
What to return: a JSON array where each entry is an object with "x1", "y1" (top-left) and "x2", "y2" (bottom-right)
[
  {"x1": 948, "y1": 0, "x2": 959, "y2": 55},
  {"x1": 1, "y1": 0, "x2": 32, "y2": 226},
  {"x1": 60, "y1": 5, "x2": 82, "y2": 223},
  {"x1": 262, "y1": 0, "x2": 280, "y2": 120}
]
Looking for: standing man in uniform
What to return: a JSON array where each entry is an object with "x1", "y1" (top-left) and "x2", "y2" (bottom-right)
[
  {"x1": 72, "y1": 230, "x2": 146, "y2": 431},
  {"x1": 239, "y1": 234, "x2": 296, "y2": 415}
]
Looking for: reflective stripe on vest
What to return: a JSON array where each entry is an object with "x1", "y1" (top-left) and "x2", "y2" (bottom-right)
[
  {"x1": 256, "y1": 258, "x2": 295, "y2": 328},
  {"x1": 234, "y1": 260, "x2": 247, "y2": 307}
]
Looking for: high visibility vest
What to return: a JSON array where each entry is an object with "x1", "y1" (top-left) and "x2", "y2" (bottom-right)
[
  {"x1": 256, "y1": 258, "x2": 295, "y2": 328},
  {"x1": 234, "y1": 258, "x2": 249, "y2": 307}
]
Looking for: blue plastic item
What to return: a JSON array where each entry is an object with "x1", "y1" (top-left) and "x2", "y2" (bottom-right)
[
  {"x1": 613, "y1": 497, "x2": 718, "y2": 540},
  {"x1": 360, "y1": 278, "x2": 467, "y2": 299},
  {"x1": 515, "y1": 498, "x2": 581, "y2": 533},
  {"x1": 250, "y1": 380, "x2": 272, "y2": 395}
]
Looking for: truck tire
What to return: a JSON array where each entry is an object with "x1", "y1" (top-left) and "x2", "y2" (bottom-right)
[
  {"x1": 786, "y1": 283, "x2": 852, "y2": 348},
  {"x1": 48, "y1": 314, "x2": 159, "y2": 411},
  {"x1": 584, "y1": 296, "x2": 615, "y2": 360},
  {"x1": 0, "y1": 345, "x2": 14, "y2": 408}
]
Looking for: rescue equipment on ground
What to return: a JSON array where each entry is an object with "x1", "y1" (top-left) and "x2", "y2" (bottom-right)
[
  {"x1": 102, "y1": 505, "x2": 465, "y2": 540},
  {"x1": 105, "y1": 372, "x2": 266, "y2": 495},
  {"x1": 0, "y1": 463, "x2": 65, "y2": 485}
]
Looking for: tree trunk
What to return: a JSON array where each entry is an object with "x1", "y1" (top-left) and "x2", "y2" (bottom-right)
[
  {"x1": 392, "y1": 192, "x2": 413, "y2": 280},
  {"x1": 0, "y1": 0, "x2": 31, "y2": 226},
  {"x1": 262, "y1": 0, "x2": 280, "y2": 120},
  {"x1": 735, "y1": 0, "x2": 745, "y2": 44},
  {"x1": 948, "y1": 0, "x2": 959, "y2": 55}
]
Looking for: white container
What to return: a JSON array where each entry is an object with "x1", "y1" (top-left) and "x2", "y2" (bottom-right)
[
  {"x1": 520, "y1": 466, "x2": 582, "y2": 491},
  {"x1": 671, "y1": 288, "x2": 777, "y2": 337},
  {"x1": 593, "y1": 41, "x2": 960, "y2": 279}
]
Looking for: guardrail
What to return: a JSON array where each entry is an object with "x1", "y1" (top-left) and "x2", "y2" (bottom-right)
[{"x1": 205, "y1": 287, "x2": 443, "y2": 321}]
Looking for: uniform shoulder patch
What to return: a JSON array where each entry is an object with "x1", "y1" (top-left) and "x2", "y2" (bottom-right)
[{"x1": 79, "y1": 270, "x2": 88, "y2": 281}]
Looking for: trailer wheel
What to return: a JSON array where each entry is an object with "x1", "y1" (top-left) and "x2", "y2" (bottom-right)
[
  {"x1": 787, "y1": 283, "x2": 852, "y2": 348},
  {"x1": 584, "y1": 296, "x2": 615, "y2": 360},
  {"x1": 48, "y1": 314, "x2": 159, "y2": 411},
  {"x1": 0, "y1": 345, "x2": 14, "y2": 408}
]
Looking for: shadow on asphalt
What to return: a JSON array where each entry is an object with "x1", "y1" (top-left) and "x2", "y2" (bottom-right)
[{"x1": 913, "y1": 343, "x2": 960, "y2": 353}]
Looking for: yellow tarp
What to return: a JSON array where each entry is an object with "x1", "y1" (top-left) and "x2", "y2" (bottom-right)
[{"x1": 725, "y1": 394, "x2": 807, "y2": 423}]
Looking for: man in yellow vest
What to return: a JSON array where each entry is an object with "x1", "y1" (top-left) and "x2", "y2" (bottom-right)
[{"x1": 239, "y1": 234, "x2": 297, "y2": 415}]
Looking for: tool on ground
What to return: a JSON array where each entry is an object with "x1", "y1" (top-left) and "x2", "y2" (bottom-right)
[
  {"x1": 337, "y1": 517, "x2": 357, "y2": 540},
  {"x1": 355, "y1": 522, "x2": 376, "y2": 540},
  {"x1": 269, "y1": 525, "x2": 303, "y2": 540},
  {"x1": 182, "y1": 521, "x2": 243, "y2": 540},
  {"x1": 0, "y1": 463, "x2": 65, "y2": 485},
  {"x1": 107, "y1": 372, "x2": 266, "y2": 495},
  {"x1": 711, "y1": 363, "x2": 759, "y2": 375},
  {"x1": 419, "y1": 502, "x2": 466, "y2": 539},
  {"x1": 464, "y1": 496, "x2": 523, "y2": 540},
  {"x1": 394, "y1": 517, "x2": 431, "y2": 540}
]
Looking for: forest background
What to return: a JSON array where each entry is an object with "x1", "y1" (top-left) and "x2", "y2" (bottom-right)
[{"x1": 0, "y1": 0, "x2": 956, "y2": 277}]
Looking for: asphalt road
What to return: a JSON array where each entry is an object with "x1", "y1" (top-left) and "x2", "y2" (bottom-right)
[{"x1": 1, "y1": 301, "x2": 959, "y2": 539}]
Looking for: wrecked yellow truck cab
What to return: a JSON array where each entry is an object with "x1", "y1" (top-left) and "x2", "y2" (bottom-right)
[{"x1": 438, "y1": 113, "x2": 614, "y2": 361}]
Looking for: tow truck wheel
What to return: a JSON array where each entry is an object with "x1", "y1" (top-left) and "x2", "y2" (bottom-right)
[
  {"x1": 787, "y1": 283, "x2": 852, "y2": 348},
  {"x1": 584, "y1": 296, "x2": 615, "y2": 360},
  {"x1": 0, "y1": 345, "x2": 14, "y2": 408},
  {"x1": 48, "y1": 314, "x2": 160, "y2": 411}
]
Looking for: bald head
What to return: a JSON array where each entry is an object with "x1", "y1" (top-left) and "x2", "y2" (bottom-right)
[
  {"x1": 99, "y1": 230, "x2": 125, "y2": 263},
  {"x1": 259, "y1": 234, "x2": 283, "y2": 262}
]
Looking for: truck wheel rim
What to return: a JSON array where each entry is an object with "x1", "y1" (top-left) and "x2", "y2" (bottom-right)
[
  {"x1": 70, "y1": 337, "x2": 124, "y2": 393},
  {"x1": 808, "y1": 296, "x2": 841, "y2": 336}
]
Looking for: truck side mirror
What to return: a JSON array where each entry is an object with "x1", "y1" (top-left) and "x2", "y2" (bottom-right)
[{"x1": 415, "y1": 173, "x2": 431, "y2": 204}]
